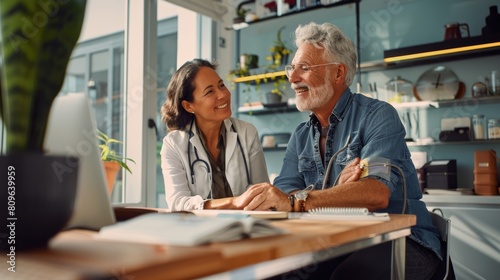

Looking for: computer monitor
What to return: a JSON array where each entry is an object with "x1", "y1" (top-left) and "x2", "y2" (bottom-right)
[{"x1": 44, "y1": 92, "x2": 116, "y2": 230}]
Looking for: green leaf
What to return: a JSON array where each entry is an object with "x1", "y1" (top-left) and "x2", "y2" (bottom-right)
[
  {"x1": 0, "y1": 0, "x2": 87, "y2": 153},
  {"x1": 97, "y1": 129, "x2": 135, "y2": 174}
]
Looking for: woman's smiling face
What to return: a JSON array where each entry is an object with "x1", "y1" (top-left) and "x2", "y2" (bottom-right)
[{"x1": 183, "y1": 66, "x2": 232, "y2": 124}]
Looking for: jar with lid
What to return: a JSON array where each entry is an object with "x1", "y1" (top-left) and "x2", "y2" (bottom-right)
[
  {"x1": 488, "y1": 119, "x2": 500, "y2": 139},
  {"x1": 490, "y1": 70, "x2": 500, "y2": 95},
  {"x1": 385, "y1": 76, "x2": 414, "y2": 103},
  {"x1": 472, "y1": 114, "x2": 486, "y2": 140}
]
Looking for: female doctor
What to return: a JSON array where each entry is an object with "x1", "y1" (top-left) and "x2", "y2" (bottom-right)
[{"x1": 160, "y1": 59, "x2": 270, "y2": 211}]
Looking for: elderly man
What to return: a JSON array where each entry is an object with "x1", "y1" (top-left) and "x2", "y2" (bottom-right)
[{"x1": 240, "y1": 22, "x2": 442, "y2": 279}]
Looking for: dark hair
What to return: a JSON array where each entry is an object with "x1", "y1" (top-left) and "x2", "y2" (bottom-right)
[{"x1": 161, "y1": 58, "x2": 218, "y2": 131}]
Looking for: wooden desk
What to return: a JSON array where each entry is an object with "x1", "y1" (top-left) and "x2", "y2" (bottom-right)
[{"x1": 0, "y1": 214, "x2": 415, "y2": 280}]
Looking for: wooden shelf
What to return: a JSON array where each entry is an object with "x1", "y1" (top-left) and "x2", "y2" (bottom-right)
[
  {"x1": 390, "y1": 96, "x2": 500, "y2": 110},
  {"x1": 238, "y1": 105, "x2": 298, "y2": 115},
  {"x1": 378, "y1": 34, "x2": 500, "y2": 71},
  {"x1": 407, "y1": 139, "x2": 500, "y2": 147},
  {"x1": 234, "y1": 0, "x2": 360, "y2": 29},
  {"x1": 233, "y1": 71, "x2": 286, "y2": 84},
  {"x1": 429, "y1": 95, "x2": 500, "y2": 108}
]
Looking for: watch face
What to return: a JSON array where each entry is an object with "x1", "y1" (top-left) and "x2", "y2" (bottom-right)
[
  {"x1": 295, "y1": 190, "x2": 307, "y2": 201},
  {"x1": 295, "y1": 185, "x2": 314, "y2": 200},
  {"x1": 415, "y1": 66, "x2": 460, "y2": 101}
]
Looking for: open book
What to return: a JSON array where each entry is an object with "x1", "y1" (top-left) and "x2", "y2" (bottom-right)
[
  {"x1": 190, "y1": 209, "x2": 288, "y2": 219},
  {"x1": 300, "y1": 207, "x2": 390, "y2": 221},
  {"x1": 98, "y1": 213, "x2": 287, "y2": 246}
]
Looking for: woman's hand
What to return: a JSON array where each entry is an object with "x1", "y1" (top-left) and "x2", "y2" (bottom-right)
[
  {"x1": 235, "y1": 183, "x2": 292, "y2": 211},
  {"x1": 204, "y1": 183, "x2": 290, "y2": 210},
  {"x1": 338, "y1": 157, "x2": 362, "y2": 185}
]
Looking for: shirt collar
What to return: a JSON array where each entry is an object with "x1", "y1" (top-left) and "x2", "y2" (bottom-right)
[{"x1": 308, "y1": 87, "x2": 354, "y2": 127}]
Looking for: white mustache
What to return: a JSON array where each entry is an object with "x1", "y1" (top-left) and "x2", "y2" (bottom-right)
[{"x1": 292, "y1": 83, "x2": 309, "y2": 90}]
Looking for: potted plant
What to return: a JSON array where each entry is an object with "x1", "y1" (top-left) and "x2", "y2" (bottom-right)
[
  {"x1": 97, "y1": 130, "x2": 135, "y2": 194},
  {"x1": 0, "y1": 0, "x2": 87, "y2": 250},
  {"x1": 240, "y1": 53, "x2": 259, "y2": 70},
  {"x1": 233, "y1": 0, "x2": 256, "y2": 24},
  {"x1": 227, "y1": 65, "x2": 255, "y2": 93},
  {"x1": 264, "y1": 77, "x2": 288, "y2": 105},
  {"x1": 233, "y1": 6, "x2": 249, "y2": 24},
  {"x1": 268, "y1": 26, "x2": 292, "y2": 67}
]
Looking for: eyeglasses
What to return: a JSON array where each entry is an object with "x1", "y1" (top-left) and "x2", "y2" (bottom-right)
[{"x1": 284, "y1": 62, "x2": 339, "y2": 78}]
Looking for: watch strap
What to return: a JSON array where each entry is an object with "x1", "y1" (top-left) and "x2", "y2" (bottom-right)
[
  {"x1": 288, "y1": 195, "x2": 295, "y2": 212},
  {"x1": 298, "y1": 199, "x2": 306, "y2": 212},
  {"x1": 293, "y1": 185, "x2": 314, "y2": 212}
]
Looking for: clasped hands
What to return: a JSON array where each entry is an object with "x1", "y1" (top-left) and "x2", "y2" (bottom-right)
[{"x1": 232, "y1": 158, "x2": 362, "y2": 211}]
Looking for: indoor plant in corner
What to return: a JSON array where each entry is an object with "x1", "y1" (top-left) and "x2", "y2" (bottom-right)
[
  {"x1": 0, "y1": 0, "x2": 87, "y2": 250},
  {"x1": 268, "y1": 26, "x2": 292, "y2": 67},
  {"x1": 265, "y1": 77, "x2": 288, "y2": 106},
  {"x1": 97, "y1": 130, "x2": 135, "y2": 195}
]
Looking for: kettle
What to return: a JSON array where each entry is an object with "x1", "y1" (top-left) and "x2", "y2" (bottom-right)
[{"x1": 444, "y1": 22, "x2": 470, "y2": 40}]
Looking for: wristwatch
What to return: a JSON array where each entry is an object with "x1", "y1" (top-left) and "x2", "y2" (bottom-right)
[{"x1": 294, "y1": 184, "x2": 314, "y2": 212}]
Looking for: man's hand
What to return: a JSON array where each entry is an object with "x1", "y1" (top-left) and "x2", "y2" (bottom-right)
[
  {"x1": 338, "y1": 157, "x2": 362, "y2": 185},
  {"x1": 235, "y1": 183, "x2": 292, "y2": 211}
]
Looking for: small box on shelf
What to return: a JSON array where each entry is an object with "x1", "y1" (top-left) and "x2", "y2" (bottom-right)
[
  {"x1": 426, "y1": 160, "x2": 457, "y2": 189},
  {"x1": 474, "y1": 150, "x2": 498, "y2": 195}
]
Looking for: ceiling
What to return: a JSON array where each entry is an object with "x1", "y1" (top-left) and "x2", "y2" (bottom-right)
[{"x1": 164, "y1": 0, "x2": 233, "y2": 21}]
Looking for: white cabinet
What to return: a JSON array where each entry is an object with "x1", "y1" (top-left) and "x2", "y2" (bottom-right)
[{"x1": 424, "y1": 195, "x2": 500, "y2": 280}]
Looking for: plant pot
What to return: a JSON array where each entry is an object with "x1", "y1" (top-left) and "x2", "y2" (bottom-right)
[
  {"x1": 240, "y1": 54, "x2": 259, "y2": 70},
  {"x1": 103, "y1": 161, "x2": 120, "y2": 195},
  {"x1": 265, "y1": 92, "x2": 283, "y2": 104},
  {"x1": 233, "y1": 16, "x2": 245, "y2": 24},
  {"x1": 281, "y1": 54, "x2": 289, "y2": 66},
  {"x1": 0, "y1": 154, "x2": 78, "y2": 251}
]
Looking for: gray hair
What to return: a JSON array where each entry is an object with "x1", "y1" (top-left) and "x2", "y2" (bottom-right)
[{"x1": 294, "y1": 22, "x2": 357, "y2": 87}]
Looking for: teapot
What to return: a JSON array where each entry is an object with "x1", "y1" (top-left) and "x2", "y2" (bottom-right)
[{"x1": 444, "y1": 22, "x2": 470, "y2": 40}]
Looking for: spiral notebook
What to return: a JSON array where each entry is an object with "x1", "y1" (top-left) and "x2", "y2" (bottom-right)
[{"x1": 300, "y1": 207, "x2": 390, "y2": 221}]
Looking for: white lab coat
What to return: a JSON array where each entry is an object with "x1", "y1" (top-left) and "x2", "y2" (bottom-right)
[{"x1": 161, "y1": 117, "x2": 269, "y2": 211}]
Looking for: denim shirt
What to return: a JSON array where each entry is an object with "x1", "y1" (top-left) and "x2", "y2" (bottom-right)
[{"x1": 274, "y1": 89, "x2": 442, "y2": 260}]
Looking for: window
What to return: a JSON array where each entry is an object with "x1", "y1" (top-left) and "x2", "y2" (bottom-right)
[
  {"x1": 155, "y1": 32, "x2": 178, "y2": 207},
  {"x1": 61, "y1": 56, "x2": 86, "y2": 94},
  {"x1": 61, "y1": 1, "x2": 213, "y2": 207}
]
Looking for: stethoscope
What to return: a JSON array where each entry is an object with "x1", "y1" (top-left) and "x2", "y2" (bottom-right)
[
  {"x1": 321, "y1": 135, "x2": 407, "y2": 214},
  {"x1": 187, "y1": 120, "x2": 250, "y2": 198}
]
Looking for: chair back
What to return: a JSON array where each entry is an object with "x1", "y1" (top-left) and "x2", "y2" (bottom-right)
[{"x1": 429, "y1": 209, "x2": 454, "y2": 280}]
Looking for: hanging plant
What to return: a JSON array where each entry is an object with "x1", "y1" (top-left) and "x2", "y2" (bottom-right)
[{"x1": 267, "y1": 26, "x2": 292, "y2": 68}]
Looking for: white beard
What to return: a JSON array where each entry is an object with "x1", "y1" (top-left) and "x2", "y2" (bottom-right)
[{"x1": 296, "y1": 74, "x2": 334, "y2": 112}]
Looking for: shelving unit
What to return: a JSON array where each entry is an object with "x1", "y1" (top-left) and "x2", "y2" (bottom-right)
[
  {"x1": 228, "y1": 3, "x2": 500, "y2": 279},
  {"x1": 407, "y1": 139, "x2": 500, "y2": 147},
  {"x1": 233, "y1": 71, "x2": 286, "y2": 84},
  {"x1": 232, "y1": 3, "x2": 500, "y2": 190},
  {"x1": 234, "y1": 0, "x2": 361, "y2": 28},
  {"x1": 392, "y1": 96, "x2": 500, "y2": 147},
  {"x1": 384, "y1": 34, "x2": 500, "y2": 64},
  {"x1": 361, "y1": 34, "x2": 500, "y2": 72},
  {"x1": 238, "y1": 104, "x2": 297, "y2": 115},
  {"x1": 235, "y1": 34, "x2": 500, "y2": 79},
  {"x1": 233, "y1": 0, "x2": 361, "y2": 117},
  {"x1": 390, "y1": 95, "x2": 500, "y2": 110}
]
